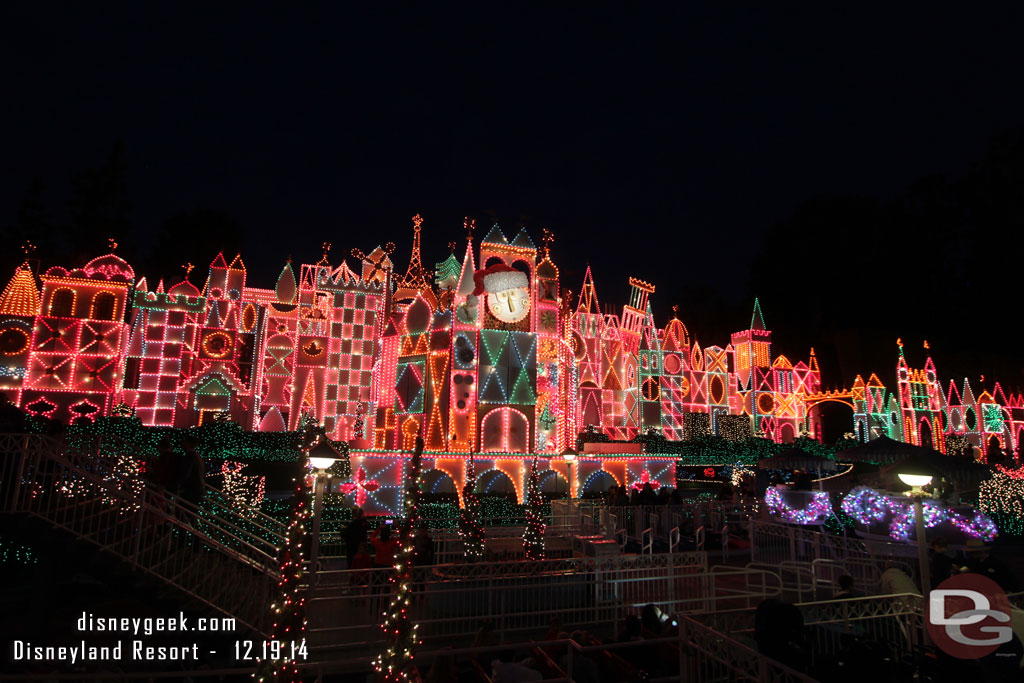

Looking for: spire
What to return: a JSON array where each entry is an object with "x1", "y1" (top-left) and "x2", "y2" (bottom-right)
[
  {"x1": 576, "y1": 265, "x2": 600, "y2": 314},
  {"x1": 210, "y1": 252, "x2": 228, "y2": 268},
  {"x1": 808, "y1": 347, "x2": 819, "y2": 373},
  {"x1": 275, "y1": 260, "x2": 297, "y2": 305},
  {"x1": 481, "y1": 223, "x2": 508, "y2": 245},
  {"x1": 751, "y1": 298, "x2": 766, "y2": 330},
  {"x1": 0, "y1": 263, "x2": 41, "y2": 317},
  {"x1": 510, "y1": 228, "x2": 536, "y2": 250},
  {"x1": 456, "y1": 227, "x2": 477, "y2": 297},
  {"x1": 397, "y1": 214, "x2": 429, "y2": 290}
]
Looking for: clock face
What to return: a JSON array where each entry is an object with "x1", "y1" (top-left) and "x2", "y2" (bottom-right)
[{"x1": 487, "y1": 286, "x2": 531, "y2": 323}]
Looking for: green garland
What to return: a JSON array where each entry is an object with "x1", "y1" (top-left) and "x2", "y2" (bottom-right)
[{"x1": 26, "y1": 415, "x2": 350, "y2": 470}]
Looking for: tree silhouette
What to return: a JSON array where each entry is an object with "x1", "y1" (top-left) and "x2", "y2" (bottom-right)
[
  {"x1": 148, "y1": 208, "x2": 244, "y2": 283},
  {"x1": 67, "y1": 141, "x2": 133, "y2": 263}
]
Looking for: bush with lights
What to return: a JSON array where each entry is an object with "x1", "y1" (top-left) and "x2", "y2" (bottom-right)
[{"x1": 979, "y1": 466, "x2": 1024, "y2": 535}]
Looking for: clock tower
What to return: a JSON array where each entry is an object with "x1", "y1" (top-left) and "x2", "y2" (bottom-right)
[{"x1": 474, "y1": 226, "x2": 539, "y2": 453}]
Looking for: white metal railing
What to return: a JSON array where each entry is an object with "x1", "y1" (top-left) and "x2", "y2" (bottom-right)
[
  {"x1": 300, "y1": 629, "x2": 817, "y2": 682},
  {"x1": 693, "y1": 593, "x2": 926, "y2": 672},
  {"x1": 599, "y1": 501, "x2": 761, "y2": 549},
  {"x1": 750, "y1": 520, "x2": 919, "y2": 594},
  {"x1": 303, "y1": 552, "x2": 796, "y2": 658},
  {"x1": 0, "y1": 433, "x2": 279, "y2": 635},
  {"x1": 679, "y1": 616, "x2": 818, "y2": 682}
]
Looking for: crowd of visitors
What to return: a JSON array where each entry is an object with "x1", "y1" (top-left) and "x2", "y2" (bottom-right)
[{"x1": 602, "y1": 483, "x2": 683, "y2": 507}]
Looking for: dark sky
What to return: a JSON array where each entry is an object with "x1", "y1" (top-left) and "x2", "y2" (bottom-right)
[{"x1": 4, "y1": 4, "x2": 1024, "y2": 390}]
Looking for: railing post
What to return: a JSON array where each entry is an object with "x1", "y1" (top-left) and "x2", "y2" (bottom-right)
[
  {"x1": 9, "y1": 445, "x2": 26, "y2": 513},
  {"x1": 678, "y1": 617, "x2": 688, "y2": 679}
]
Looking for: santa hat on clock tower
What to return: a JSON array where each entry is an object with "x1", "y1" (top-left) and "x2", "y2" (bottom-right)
[{"x1": 467, "y1": 263, "x2": 529, "y2": 307}]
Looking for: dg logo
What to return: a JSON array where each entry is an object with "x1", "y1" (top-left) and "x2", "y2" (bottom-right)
[{"x1": 927, "y1": 573, "x2": 1014, "y2": 659}]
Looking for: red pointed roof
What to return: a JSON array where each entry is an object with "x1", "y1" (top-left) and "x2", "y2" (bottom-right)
[{"x1": 0, "y1": 263, "x2": 41, "y2": 316}]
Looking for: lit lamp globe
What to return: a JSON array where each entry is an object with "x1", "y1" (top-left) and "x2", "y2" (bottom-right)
[
  {"x1": 309, "y1": 440, "x2": 341, "y2": 472},
  {"x1": 897, "y1": 473, "x2": 933, "y2": 491},
  {"x1": 560, "y1": 448, "x2": 577, "y2": 501},
  {"x1": 896, "y1": 456, "x2": 936, "y2": 494}
]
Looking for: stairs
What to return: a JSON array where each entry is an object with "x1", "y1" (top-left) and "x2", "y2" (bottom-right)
[{"x1": 0, "y1": 433, "x2": 284, "y2": 637}]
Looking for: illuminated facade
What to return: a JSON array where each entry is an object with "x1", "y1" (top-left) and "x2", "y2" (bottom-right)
[{"x1": 3, "y1": 216, "x2": 1022, "y2": 513}]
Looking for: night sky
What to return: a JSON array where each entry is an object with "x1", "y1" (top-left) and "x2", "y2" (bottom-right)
[{"x1": 4, "y1": 4, "x2": 1023, "y2": 391}]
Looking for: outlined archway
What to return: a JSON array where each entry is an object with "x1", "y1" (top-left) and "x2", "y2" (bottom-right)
[
  {"x1": 583, "y1": 470, "x2": 617, "y2": 494},
  {"x1": 919, "y1": 418, "x2": 933, "y2": 450},
  {"x1": 779, "y1": 423, "x2": 795, "y2": 443},
  {"x1": 421, "y1": 469, "x2": 457, "y2": 495},
  {"x1": 476, "y1": 468, "x2": 517, "y2": 496},
  {"x1": 480, "y1": 407, "x2": 530, "y2": 452},
  {"x1": 539, "y1": 470, "x2": 569, "y2": 496}
]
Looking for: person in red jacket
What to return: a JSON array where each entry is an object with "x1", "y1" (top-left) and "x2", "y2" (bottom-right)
[{"x1": 371, "y1": 523, "x2": 400, "y2": 568}]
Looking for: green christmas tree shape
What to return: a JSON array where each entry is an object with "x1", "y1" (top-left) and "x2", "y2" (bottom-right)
[
  {"x1": 459, "y1": 455, "x2": 486, "y2": 562},
  {"x1": 522, "y1": 456, "x2": 546, "y2": 561}
]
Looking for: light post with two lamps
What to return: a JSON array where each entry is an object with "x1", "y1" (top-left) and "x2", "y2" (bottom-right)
[{"x1": 308, "y1": 439, "x2": 342, "y2": 590}]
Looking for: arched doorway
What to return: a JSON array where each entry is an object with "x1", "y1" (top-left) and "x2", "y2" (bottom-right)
[
  {"x1": 421, "y1": 469, "x2": 457, "y2": 495},
  {"x1": 779, "y1": 423, "x2": 795, "y2": 444},
  {"x1": 809, "y1": 401, "x2": 854, "y2": 443},
  {"x1": 539, "y1": 470, "x2": 570, "y2": 498},
  {"x1": 583, "y1": 470, "x2": 617, "y2": 496},
  {"x1": 919, "y1": 419, "x2": 933, "y2": 450},
  {"x1": 987, "y1": 435, "x2": 1004, "y2": 463},
  {"x1": 476, "y1": 469, "x2": 517, "y2": 498},
  {"x1": 480, "y1": 407, "x2": 530, "y2": 452}
]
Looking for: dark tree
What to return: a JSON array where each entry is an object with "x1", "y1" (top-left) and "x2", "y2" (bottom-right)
[
  {"x1": 67, "y1": 142, "x2": 133, "y2": 262},
  {"x1": 148, "y1": 208, "x2": 245, "y2": 283},
  {"x1": 0, "y1": 177, "x2": 54, "y2": 275}
]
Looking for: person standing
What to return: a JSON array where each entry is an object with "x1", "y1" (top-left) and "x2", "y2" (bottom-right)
[
  {"x1": 963, "y1": 538, "x2": 1019, "y2": 591},
  {"x1": 180, "y1": 435, "x2": 205, "y2": 506},
  {"x1": 371, "y1": 524, "x2": 400, "y2": 568},
  {"x1": 343, "y1": 508, "x2": 369, "y2": 569}
]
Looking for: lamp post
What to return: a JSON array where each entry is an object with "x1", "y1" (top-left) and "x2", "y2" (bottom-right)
[
  {"x1": 561, "y1": 448, "x2": 578, "y2": 499},
  {"x1": 561, "y1": 447, "x2": 578, "y2": 528},
  {"x1": 897, "y1": 459, "x2": 935, "y2": 598},
  {"x1": 308, "y1": 439, "x2": 340, "y2": 590}
]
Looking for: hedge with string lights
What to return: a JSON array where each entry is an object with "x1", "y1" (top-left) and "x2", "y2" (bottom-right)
[{"x1": 24, "y1": 414, "x2": 350, "y2": 471}]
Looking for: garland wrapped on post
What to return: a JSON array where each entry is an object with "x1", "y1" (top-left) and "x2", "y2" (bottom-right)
[
  {"x1": 459, "y1": 455, "x2": 486, "y2": 561},
  {"x1": 522, "y1": 456, "x2": 546, "y2": 561},
  {"x1": 254, "y1": 413, "x2": 326, "y2": 682},
  {"x1": 254, "y1": 478, "x2": 311, "y2": 683},
  {"x1": 373, "y1": 436, "x2": 425, "y2": 682}
]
